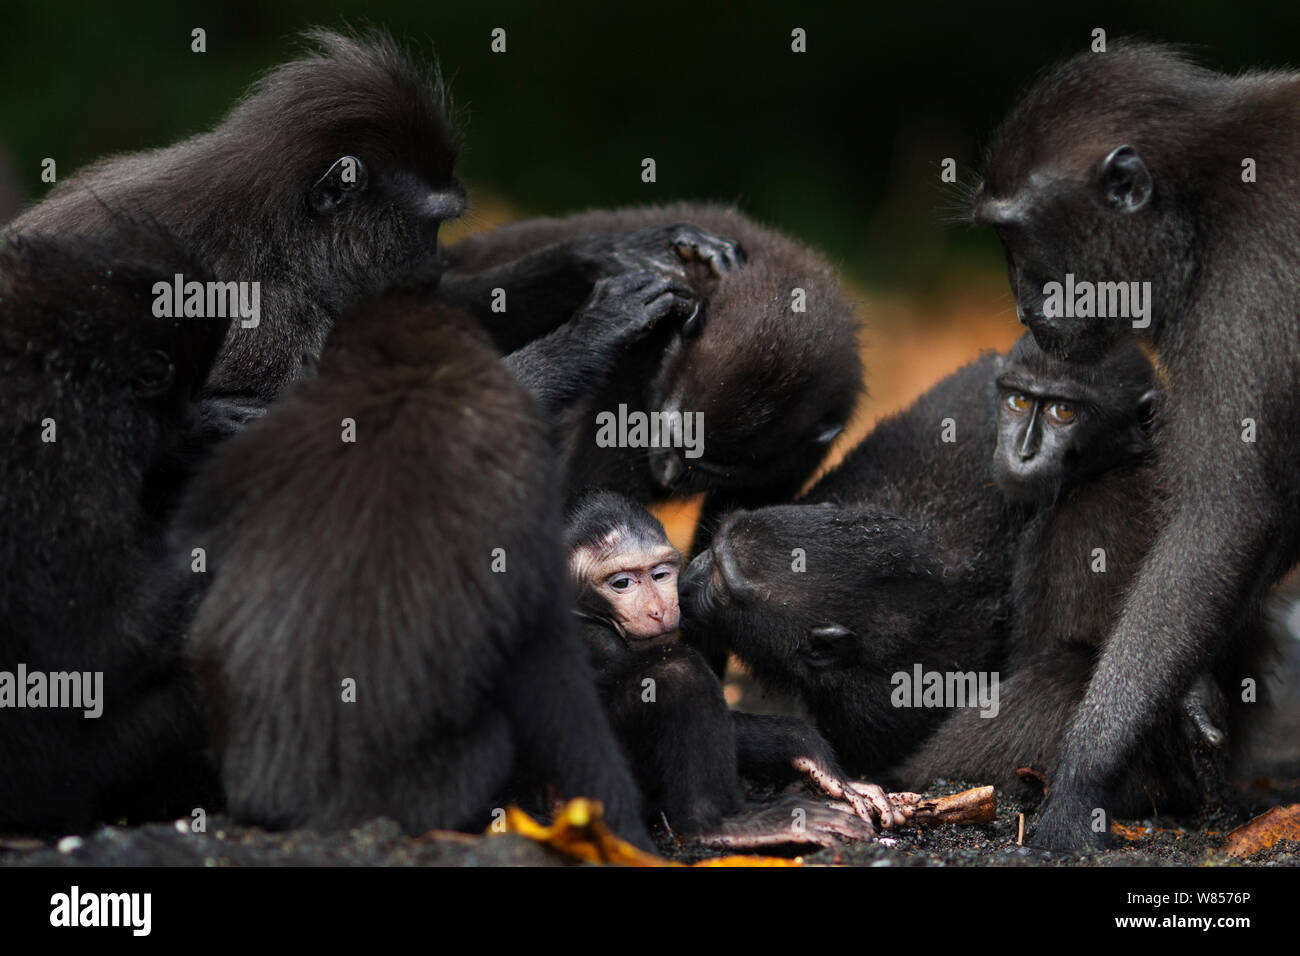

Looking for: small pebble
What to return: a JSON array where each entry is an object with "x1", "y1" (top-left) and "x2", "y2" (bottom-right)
[{"x1": 56, "y1": 836, "x2": 83, "y2": 854}]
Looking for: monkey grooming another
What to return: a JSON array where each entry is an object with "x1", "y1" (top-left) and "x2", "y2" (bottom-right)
[
  {"x1": 681, "y1": 354, "x2": 1018, "y2": 775},
  {"x1": 445, "y1": 204, "x2": 862, "y2": 521},
  {"x1": 174, "y1": 291, "x2": 654, "y2": 848},
  {"x1": 565, "y1": 490, "x2": 910, "y2": 849},
  {"x1": 973, "y1": 42, "x2": 1300, "y2": 848}
]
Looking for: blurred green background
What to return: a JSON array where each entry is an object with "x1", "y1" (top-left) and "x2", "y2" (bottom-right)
[{"x1": 1, "y1": 0, "x2": 1295, "y2": 291}]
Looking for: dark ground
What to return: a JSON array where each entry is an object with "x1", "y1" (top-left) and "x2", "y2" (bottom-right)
[
  {"x1": 2, "y1": 777, "x2": 1297, "y2": 868},
  {"x1": 4, "y1": 631, "x2": 1298, "y2": 870}
]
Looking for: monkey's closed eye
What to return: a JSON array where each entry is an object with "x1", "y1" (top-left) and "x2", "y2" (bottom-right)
[
  {"x1": 309, "y1": 155, "x2": 369, "y2": 216},
  {"x1": 131, "y1": 350, "x2": 175, "y2": 396}
]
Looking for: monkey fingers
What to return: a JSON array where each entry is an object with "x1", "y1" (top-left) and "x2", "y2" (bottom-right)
[
  {"x1": 600, "y1": 223, "x2": 745, "y2": 281},
  {"x1": 579, "y1": 270, "x2": 695, "y2": 342},
  {"x1": 791, "y1": 755, "x2": 907, "y2": 829},
  {"x1": 1181, "y1": 674, "x2": 1227, "y2": 748},
  {"x1": 666, "y1": 223, "x2": 746, "y2": 277}
]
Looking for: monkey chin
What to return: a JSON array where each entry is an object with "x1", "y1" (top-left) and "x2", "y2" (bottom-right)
[{"x1": 620, "y1": 628, "x2": 680, "y2": 651}]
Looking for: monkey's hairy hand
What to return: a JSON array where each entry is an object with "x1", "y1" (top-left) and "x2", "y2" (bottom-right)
[{"x1": 575, "y1": 270, "x2": 695, "y2": 343}]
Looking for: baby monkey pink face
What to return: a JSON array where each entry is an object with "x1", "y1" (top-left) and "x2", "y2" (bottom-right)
[{"x1": 580, "y1": 534, "x2": 682, "y2": 645}]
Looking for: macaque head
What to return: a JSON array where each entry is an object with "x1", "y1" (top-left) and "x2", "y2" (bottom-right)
[
  {"x1": 565, "y1": 490, "x2": 681, "y2": 645},
  {"x1": 992, "y1": 334, "x2": 1157, "y2": 504}
]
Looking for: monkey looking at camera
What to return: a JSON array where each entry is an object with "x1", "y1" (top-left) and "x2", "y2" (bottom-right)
[
  {"x1": 566, "y1": 490, "x2": 909, "y2": 848},
  {"x1": 974, "y1": 42, "x2": 1299, "y2": 848},
  {"x1": 898, "y1": 335, "x2": 1268, "y2": 812}
]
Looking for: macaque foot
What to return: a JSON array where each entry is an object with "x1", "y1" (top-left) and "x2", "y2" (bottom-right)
[{"x1": 694, "y1": 795, "x2": 878, "y2": 850}]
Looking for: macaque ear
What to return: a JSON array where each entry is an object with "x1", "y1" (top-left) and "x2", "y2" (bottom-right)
[
  {"x1": 309, "y1": 155, "x2": 368, "y2": 216},
  {"x1": 804, "y1": 623, "x2": 855, "y2": 668},
  {"x1": 1098, "y1": 145, "x2": 1152, "y2": 213}
]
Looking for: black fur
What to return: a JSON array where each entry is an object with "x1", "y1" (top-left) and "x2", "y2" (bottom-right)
[
  {"x1": 567, "y1": 490, "x2": 872, "y2": 840},
  {"x1": 14, "y1": 30, "x2": 462, "y2": 425},
  {"x1": 175, "y1": 298, "x2": 648, "y2": 845},
  {"x1": 448, "y1": 204, "x2": 862, "y2": 511},
  {"x1": 0, "y1": 225, "x2": 227, "y2": 829},
  {"x1": 900, "y1": 335, "x2": 1265, "y2": 812},
  {"x1": 681, "y1": 355, "x2": 1019, "y2": 774},
  {"x1": 975, "y1": 42, "x2": 1299, "y2": 848}
]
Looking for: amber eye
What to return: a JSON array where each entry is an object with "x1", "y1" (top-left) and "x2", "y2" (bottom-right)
[
  {"x1": 1047, "y1": 402, "x2": 1076, "y2": 424},
  {"x1": 1006, "y1": 393, "x2": 1031, "y2": 413}
]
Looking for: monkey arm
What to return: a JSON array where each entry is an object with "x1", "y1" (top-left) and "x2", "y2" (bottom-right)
[
  {"x1": 1031, "y1": 499, "x2": 1276, "y2": 851},
  {"x1": 503, "y1": 270, "x2": 690, "y2": 418},
  {"x1": 732, "y1": 713, "x2": 913, "y2": 829},
  {"x1": 440, "y1": 222, "x2": 743, "y2": 353}
]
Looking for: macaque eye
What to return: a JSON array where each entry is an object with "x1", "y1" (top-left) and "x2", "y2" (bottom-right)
[
  {"x1": 1007, "y1": 393, "x2": 1031, "y2": 413},
  {"x1": 609, "y1": 574, "x2": 635, "y2": 591},
  {"x1": 1047, "y1": 402, "x2": 1076, "y2": 424},
  {"x1": 131, "y1": 349, "x2": 175, "y2": 396},
  {"x1": 651, "y1": 566, "x2": 676, "y2": 583}
]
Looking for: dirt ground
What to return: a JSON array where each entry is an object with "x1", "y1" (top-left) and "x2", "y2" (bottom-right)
[{"x1": 2, "y1": 776, "x2": 1297, "y2": 868}]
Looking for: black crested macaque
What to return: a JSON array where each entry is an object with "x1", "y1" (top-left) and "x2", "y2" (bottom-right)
[
  {"x1": 0, "y1": 225, "x2": 228, "y2": 830},
  {"x1": 974, "y1": 42, "x2": 1299, "y2": 849},
  {"x1": 175, "y1": 294, "x2": 650, "y2": 846},
  {"x1": 899, "y1": 335, "x2": 1266, "y2": 811},
  {"x1": 13, "y1": 30, "x2": 465, "y2": 445},
  {"x1": 681, "y1": 355, "x2": 1019, "y2": 775},
  {"x1": 566, "y1": 490, "x2": 911, "y2": 847},
  {"x1": 445, "y1": 205, "x2": 861, "y2": 513}
]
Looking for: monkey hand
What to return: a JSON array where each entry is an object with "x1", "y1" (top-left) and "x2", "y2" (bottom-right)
[
  {"x1": 588, "y1": 223, "x2": 746, "y2": 282},
  {"x1": 576, "y1": 270, "x2": 695, "y2": 344},
  {"x1": 791, "y1": 755, "x2": 914, "y2": 830}
]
